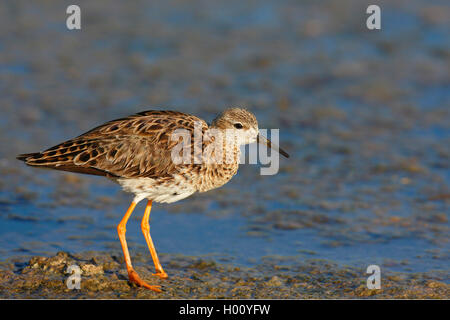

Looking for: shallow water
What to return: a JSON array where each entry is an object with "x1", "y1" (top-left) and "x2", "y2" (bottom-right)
[{"x1": 0, "y1": 0, "x2": 449, "y2": 290}]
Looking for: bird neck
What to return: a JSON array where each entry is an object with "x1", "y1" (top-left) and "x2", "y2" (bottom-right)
[{"x1": 202, "y1": 128, "x2": 241, "y2": 165}]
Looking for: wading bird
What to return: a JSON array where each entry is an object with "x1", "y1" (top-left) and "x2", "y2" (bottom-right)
[{"x1": 17, "y1": 108, "x2": 289, "y2": 292}]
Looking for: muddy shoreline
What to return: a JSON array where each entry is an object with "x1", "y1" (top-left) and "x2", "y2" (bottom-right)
[{"x1": 0, "y1": 251, "x2": 447, "y2": 299}]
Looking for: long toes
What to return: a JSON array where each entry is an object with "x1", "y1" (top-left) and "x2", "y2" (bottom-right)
[
  {"x1": 141, "y1": 283, "x2": 162, "y2": 293},
  {"x1": 128, "y1": 270, "x2": 161, "y2": 292},
  {"x1": 153, "y1": 272, "x2": 168, "y2": 279}
]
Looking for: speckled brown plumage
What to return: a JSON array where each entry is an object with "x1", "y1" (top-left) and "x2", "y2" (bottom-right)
[
  {"x1": 17, "y1": 107, "x2": 288, "y2": 292},
  {"x1": 17, "y1": 110, "x2": 208, "y2": 179},
  {"x1": 17, "y1": 108, "x2": 282, "y2": 203}
]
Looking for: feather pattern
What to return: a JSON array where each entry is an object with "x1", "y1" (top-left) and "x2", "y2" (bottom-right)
[
  {"x1": 16, "y1": 108, "x2": 265, "y2": 203},
  {"x1": 18, "y1": 110, "x2": 209, "y2": 179}
]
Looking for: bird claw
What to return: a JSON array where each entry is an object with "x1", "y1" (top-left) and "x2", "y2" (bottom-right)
[
  {"x1": 128, "y1": 269, "x2": 161, "y2": 292},
  {"x1": 153, "y1": 271, "x2": 168, "y2": 279}
]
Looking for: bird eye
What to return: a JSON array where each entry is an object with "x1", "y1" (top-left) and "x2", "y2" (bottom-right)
[{"x1": 234, "y1": 123, "x2": 243, "y2": 129}]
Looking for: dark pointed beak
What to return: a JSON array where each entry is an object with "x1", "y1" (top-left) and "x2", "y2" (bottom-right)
[{"x1": 257, "y1": 134, "x2": 290, "y2": 158}]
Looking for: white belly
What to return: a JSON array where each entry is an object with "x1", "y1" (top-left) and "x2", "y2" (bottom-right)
[{"x1": 117, "y1": 176, "x2": 196, "y2": 204}]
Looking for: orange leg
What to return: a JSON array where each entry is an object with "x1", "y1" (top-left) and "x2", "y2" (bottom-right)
[
  {"x1": 117, "y1": 201, "x2": 161, "y2": 292},
  {"x1": 141, "y1": 200, "x2": 168, "y2": 279}
]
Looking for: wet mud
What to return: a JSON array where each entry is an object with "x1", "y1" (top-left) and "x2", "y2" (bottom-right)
[{"x1": 0, "y1": 251, "x2": 448, "y2": 299}]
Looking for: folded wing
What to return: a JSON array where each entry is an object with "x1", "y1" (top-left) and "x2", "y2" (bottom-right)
[{"x1": 17, "y1": 110, "x2": 208, "y2": 179}]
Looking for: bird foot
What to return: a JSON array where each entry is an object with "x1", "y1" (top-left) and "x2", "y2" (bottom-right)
[
  {"x1": 128, "y1": 269, "x2": 161, "y2": 292},
  {"x1": 153, "y1": 271, "x2": 168, "y2": 279}
]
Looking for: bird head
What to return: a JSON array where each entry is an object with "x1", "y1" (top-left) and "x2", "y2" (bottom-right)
[{"x1": 211, "y1": 108, "x2": 289, "y2": 158}]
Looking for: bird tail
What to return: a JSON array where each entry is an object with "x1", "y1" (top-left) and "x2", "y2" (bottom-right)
[
  {"x1": 16, "y1": 152, "x2": 41, "y2": 163},
  {"x1": 16, "y1": 143, "x2": 113, "y2": 177}
]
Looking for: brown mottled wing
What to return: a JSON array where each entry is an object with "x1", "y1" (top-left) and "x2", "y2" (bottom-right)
[{"x1": 17, "y1": 110, "x2": 208, "y2": 179}]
